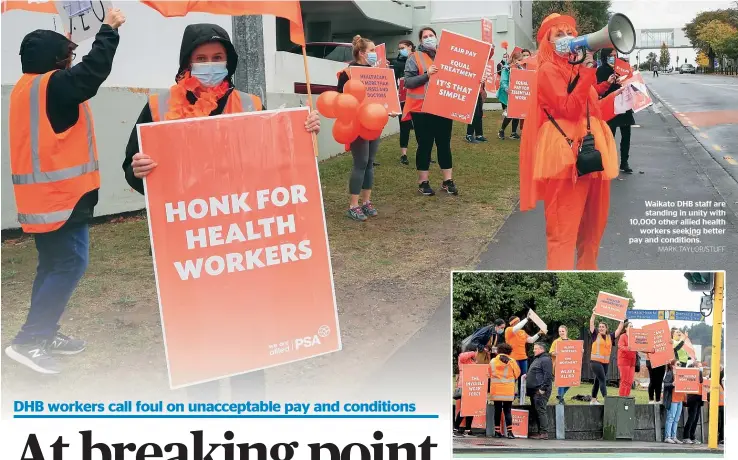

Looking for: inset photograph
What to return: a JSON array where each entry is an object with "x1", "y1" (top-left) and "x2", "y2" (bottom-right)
[{"x1": 452, "y1": 271, "x2": 725, "y2": 456}]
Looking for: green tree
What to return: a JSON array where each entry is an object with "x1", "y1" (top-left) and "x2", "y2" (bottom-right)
[
  {"x1": 698, "y1": 20, "x2": 738, "y2": 64},
  {"x1": 659, "y1": 42, "x2": 671, "y2": 69},
  {"x1": 683, "y1": 7, "x2": 738, "y2": 64},
  {"x1": 532, "y1": 1, "x2": 611, "y2": 39}
]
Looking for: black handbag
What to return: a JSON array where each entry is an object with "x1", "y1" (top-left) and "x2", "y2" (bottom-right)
[{"x1": 543, "y1": 101, "x2": 604, "y2": 177}]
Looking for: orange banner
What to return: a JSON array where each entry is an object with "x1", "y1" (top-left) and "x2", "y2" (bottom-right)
[
  {"x1": 628, "y1": 328, "x2": 653, "y2": 352},
  {"x1": 642, "y1": 320, "x2": 672, "y2": 368},
  {"x1": 460, "y1": 364, "x2": 489, "y2": 417},
  {"x1": 481, "y1": 18, "x2": 494, "y2": 44},
  {"x1": 139, "y1": 108, "x2": 339, "y2": 388},
  {"x1": 376, "y1": 43, "x2": 388, "y2": 69},
  {"x1": 614, "y1": 58, "x2": 633, "y2": 78},
  {"x1": 675, "y1": 368, "x2": 701, "y2": 394},
  {"x1": 555, "y1": 340, "x2": 583, "y2": 387},
  {"x1": 593, "y1": 291, "x2": 630, "y2": 321},
  {"x1": 500, "y1": 409, "x2": 529, "y2": 438},
  {"x1": 349, "y1": 67, "x2": 401, "y2": 115},
  {"x1": 485, "y1": 60, "x2": 499, "y2": 91},
  {"x1": 702, "y1": 378, "x2": 710, "y2": 402},
  {"x1": 422, "y1": 30, "x2": 492, "y2": 123},
  {"x1": 506, "y1": 68, "x2": 536, "y2": 119}
]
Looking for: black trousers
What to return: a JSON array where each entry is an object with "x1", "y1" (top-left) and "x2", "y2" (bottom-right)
[
  {"x1": 591, "y1": 362, "x2": 609, "y2": 398},
  {"x1": 494, "y1": 401, "x2": 513, "y2": 433},
  {"x1": 683, "y1": 397, "x2": 703, "y2": 441},
  {"x1": 609, "y1": 123, "x2": 632, "y2": 164},
  {"x1": 467, "y1": 97, "x2": 484, "y2": 136},
  {"x1": 647, "y1": 362, "x2": 665, "y2": 401},
  {"x1": 718, "y1": 406, "x2": 724, "y2": 442},
  {"x1": 399, "y1": 102, "x2": 413, "y2": 149},
  {"x1": 653, "y1": 70, "x2": 659, "y2": 77},
  {"x1": 412, "y1": 112, "x2": 453, "y2": 170},
  {"x1": 528, "y1": 388, "x2": 551, "y2": 434},
  {"x1": 453, "y1": 404, "x2": 473, "y2": 433}
]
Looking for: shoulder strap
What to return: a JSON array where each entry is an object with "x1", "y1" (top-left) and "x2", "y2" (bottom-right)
[
  {"x1": 542, "y1": 109, "x2": 574, "y2": 147},
  {"x1": 586, "y1": 100, "x2": 591, "y2": 133}
]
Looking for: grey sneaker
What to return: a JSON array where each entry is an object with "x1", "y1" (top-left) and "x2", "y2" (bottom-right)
[
  {"x1": 693, "y1": 440, "x2": 702, "y2": 445},
  {"x1": 5, "y1": 342, "x2": 61, "y2": 374},
  {"x1": 674, "y1": 438, "x2": 684, "y2": 444},
  {"x1": 683, "y1": 439, "x2": 693, "y2": 444},
  {"x1": 361, "y1": 201, "x2": 378, "y2": 217},
  {"x1": 347, "y1": 206, "x2": 367, "y2": 222},
  {"x1": 49, "y1": 332, "x2": 87, "y2": 355},
  {"x1": 665, "y1": 438, "x2": 676, "y2": 444}
]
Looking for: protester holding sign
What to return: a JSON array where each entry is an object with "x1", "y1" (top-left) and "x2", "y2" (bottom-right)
[
  {"x1": 518, "y1": 13, "x2": 621, "y2": 270},
  {"x1": 402, "y1": 27, "x2": 458, "y2": 196},
  {"x1": 672, "y1": 329, "x2": 690, "y2": 367},
  {"x1": 505, "y1": 313, "x2": 544, "y2": 381},
  {"x1": 5, "y1": 8, "x2": 126, "y2": 375},
  {"x1": 588, "y1": 312, "x2": 625, "y2": 404},
  {"x1": 454, "y1": 351, "x2": 476, "y2": 437},
  {"x1": 617, "y1": 321, "x2": 638, "y2": 396},
  {"x1": 646, "y1": 354, "x2": 665, "y2": 404},
  {"x1": 393, "y1": 40, "x2": 416, "y2": 165},
  {"x1": 549, "y1": 325, "x2": 571, "y2": 404},
  {"x1": 122, "y1": 23, "x2": 320, "y2": 399},
  {"x1": 597, "y1": 48, "x2": 636, "y2": 174},
  {"x1": 682, "y1": 365, "x2": 705, "y2": 444},
  {"x1": 497, "y1": 51, "x2": 523, "y2": 140},
  {"x1": 489, "y1": 343, "x2": 521, "y2": 439},
  {"x1": 663, "y1": 360, "x2": 685, "y2": 444},
  {"x1": 526, "y1": 342, "x2": 553, "y2": 439},
  {"x1": 337, "y1": 35, "x2": 384, "y2": 222}
]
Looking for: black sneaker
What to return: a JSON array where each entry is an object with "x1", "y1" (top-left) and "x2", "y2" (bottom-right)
[
  {"x1": 400, "y1": 155, "x2": 409, "y2": 165},
  {"x1": 498, "y1": 130, "x2": 505, "y2": 140},
  {"x1": 510, "y1": 132, "x2": 521, "y2": 140},
  {"x1": 507, "y1": 431, "x2": 516, "y2": 439},
  {"x1": 49, "y1": 332, "x2": 87, "y2": 355},
  {"x1": 418, "y1": 181, "x2": 435, "y2": 196},
  {"x1": 620, "y1": 162, "x2": 634, "y2": 174},
  {"x1": 465, "y1": 134, "x2": 480, "y2": 144},
  {"x1": 476, "y1": 136, "x2": 488, "y2": 142},
  {"x1": 5, "y1": 341, "x2": 61, "y2": 374},
  {"x1": 494, "y1": 431, "x2": 504, "y2": 438},
  {"x1": 373, "y1": 162, "x2": 380, "y2": 166},
  {"x1": 441, "y1": 179, "x2": 458, "y2": 195},
  {"x1": 453, "y1": 432, "x2": 465, "y2": 438}
]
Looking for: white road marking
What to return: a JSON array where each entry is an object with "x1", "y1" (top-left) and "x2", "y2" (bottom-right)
[{"x1": 700, "y1": 133, "x2": 709, "y2": 139}]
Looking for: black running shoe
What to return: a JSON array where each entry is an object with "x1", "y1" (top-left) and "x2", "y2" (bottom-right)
[
  {"x1": 400, "y1": 155, "x2": 409, "y2": 165},
  {"x1": 465, "y1": 134, "x2": 480, "y2": 144},
  {"x1": 476, "y1": 136, "x2": 488, "y2": 142},
  {"x1": 441, "y1": 179, "x2": 458, "y2": 195},
  {"x1": 494, "y1": 431, "x2": 504, "y2": 438},
  {"x1": 510, "y1": 132, "x2": 521, "y2": 140},
  {"x1": 418, "y1": 181, "x2": 435, "y2": 196},
  {"x1": 507, "y1": 431, "x2": 516, "y2": 439},
  {"x1": 5, "y1": 341, "x2": 61, "y2": 374},
  {"x1": 373, "y1": 162, "x2": 380, "y2": 166},
  {"x1": 49, "y1": 332, "x2": 87, "y2": 355},
  {"x1": 498, "y1": 130, "x2": 505, "y2": 140},
  {"x1": 620, "y1": 162, "x2": 634, "y2": 174}
]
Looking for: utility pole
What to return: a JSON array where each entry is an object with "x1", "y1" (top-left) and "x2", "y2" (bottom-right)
[{"x1": 708, "y1": 272, "x2": 724, "y2": 449}]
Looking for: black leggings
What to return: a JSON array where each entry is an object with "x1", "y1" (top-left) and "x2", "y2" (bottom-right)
[
  {"x1": 494, "y1": 401, "x2": 513, "y2": 433},
  {"x1": 453, "y1": 404, "x2": 473, "y2": 433},
  {"x1": 467, "y1": 97, "x2": 484, "y2": 136},
  {"x1": 399, "y1": 102, "x2": 413, "y2": 149},
  {"x1": 683, "y1": 397, "x2": 702, "y2": 441},
  {"x1": 609, "y1": 123, "x2": 632, "y2": 164},
  {"x1": 591, "y1": 361, "x2": 609, "y2": 399},
  {"x1": 499, "y1": 103, "x2": 519, "y2": 134},
  {"x1": 412, "y1": 112, "x2": 453, "y2": 171},
  {"x1": 647, "y1": 363, "x2": 665, "y2": 402}
]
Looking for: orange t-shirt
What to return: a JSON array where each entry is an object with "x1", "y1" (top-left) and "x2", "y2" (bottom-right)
[{"x1": 505, "y1": 327, "x2": 529, "y2": 360}]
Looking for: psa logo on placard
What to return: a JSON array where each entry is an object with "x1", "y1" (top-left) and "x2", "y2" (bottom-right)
[{"x1": 295, "y1": 325, "x2": 331, "y2": 350}]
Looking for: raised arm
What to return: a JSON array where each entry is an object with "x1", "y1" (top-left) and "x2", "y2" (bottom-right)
[
  {"x1": 538, "y1": 63, "x2": 597, "y2": 121},
  {"x1": 590, "y1": 313, "x2": 596, "y2": 334},
  {"x1": 614, "y1": 320, "x2": 625, "y2": 338},
  {"x1": 512, "y1": 318, "x2": 529, "y2": 333}
]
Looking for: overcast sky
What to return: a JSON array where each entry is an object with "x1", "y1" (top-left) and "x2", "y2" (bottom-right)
[
  {"x1": 610, "y1": 0, "x2": 735, "y2": 30},
  {"x1": 623, "y1": 271, "x2": 718, "y2": 327}
]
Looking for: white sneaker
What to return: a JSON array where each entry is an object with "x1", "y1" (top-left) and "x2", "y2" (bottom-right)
[
  {"x1": 665, "y1": 438, "x2": 676, "y2": 444},
  {"x1": 590, "y1": 399, "x2": 601, "y2": 405},
  {"x1": 683, "y1": 439, "x2": 693, "y2": 444},
  {"x1": 693, "y1": 440, "x2": 702, "y2": 445},
  {"x1": 674, "y1": 438, "x2": 684, "y2": 444},
  {"x1": 649, "y1": 400, "x2": 656, "y2": 404}
]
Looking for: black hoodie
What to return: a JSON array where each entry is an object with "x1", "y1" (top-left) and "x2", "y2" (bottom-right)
[
  {"x1": 122, "y1": 23, "x2": 264, "y2": 195},
  {"x1": 17, "y1": 25, "x2": 120, "y2": 227}
]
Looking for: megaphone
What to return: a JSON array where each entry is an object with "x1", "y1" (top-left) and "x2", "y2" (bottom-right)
[{"x1": 565, "y1": 13, "x2": 636, "y2": 63}]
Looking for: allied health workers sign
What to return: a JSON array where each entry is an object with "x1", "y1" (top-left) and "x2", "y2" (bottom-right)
[
  {"x1": 460, "y1": 364, "x2": 488, "y2": 417},
  {"x1": 349, "y1": 67, "x2": 401, "y2": 115},
  {"x1": 506, "y1": 68, "x2": 536, "y2": 119},
  {"x1": 554, "y1": 340, "x2": 583, "y2": 387},
  {"x1": 593, "y1": 291, "x2": 630, "y2": 321},
  {"x1": 642, "y1": 320, "x2": 672, "y2": 368},
  {"x1": 422, "y1": 30, "x2": 492, "y2": 123},
  {"x1": 139, "y1": 107, "x2": 340, "y2": 388}
]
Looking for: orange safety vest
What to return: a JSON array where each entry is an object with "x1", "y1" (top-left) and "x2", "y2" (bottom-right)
[
  {"x1": 719, "y1": 385, "x2": 724, "y2": 406},
  {"x1": 148, "y1": 89, "x2": 262, "y2": 122},
  {"x1": 9, "y1": 71, "x2": 100, "y2": 233},
  {"x1": 489, "y1": 354, "x2": 520, "y2": 401},
  {"x1": 591, "y1": 333, "x2": 612, "y2": 364},
  {"x1": 401, "y1": 51, "x2": 434, "y2": 121}
]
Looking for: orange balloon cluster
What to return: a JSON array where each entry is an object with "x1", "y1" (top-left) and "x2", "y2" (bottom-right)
[
  {"x1": 501, "y1": 40, "x2": 509, "y2": 50},
  {"x1": 316, "y1": 79, "x2": 390, "y2": 145}
]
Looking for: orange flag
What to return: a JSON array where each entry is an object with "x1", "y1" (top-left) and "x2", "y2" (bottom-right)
[
  {"x1": 1, "y1": 0, "x2": 57, "y2": 14},
  {"x1": 141, "y1": 1, "x2": 305, "y2": 45}
]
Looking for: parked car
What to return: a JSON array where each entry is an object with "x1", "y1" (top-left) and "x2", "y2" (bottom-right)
[{"x1": 680, "y1": 64, "x2": 696, "y2": 74}]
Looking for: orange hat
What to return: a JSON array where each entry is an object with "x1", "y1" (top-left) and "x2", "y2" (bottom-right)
[{"x1": 536, "y1": 13, "x2": 577, "y2": 43}]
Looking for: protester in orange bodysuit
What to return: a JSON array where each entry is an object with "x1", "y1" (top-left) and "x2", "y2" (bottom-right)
[{"x1": 519, "y1": 14, "x2": 620, "y2": 269}]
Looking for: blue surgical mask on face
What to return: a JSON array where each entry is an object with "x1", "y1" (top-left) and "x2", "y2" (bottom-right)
[
  {"x1": 367, "y1": 52, "x2": 378, "y2": 66},
  {"x1": 399, "y1": 48, "x2": 409, "y2": 58},
  {"x1": 553, "y1": 35, "x2": 574, "y2": 56},
  {"x1": 607, "y1": 56, "x2": 616, "y2": 65},
  {"x1": 423, "y1": 37, "x2": 437, "y2": 50},
  {"x1": 191, "y1": 62, "x2": 228, "y2": 87}
]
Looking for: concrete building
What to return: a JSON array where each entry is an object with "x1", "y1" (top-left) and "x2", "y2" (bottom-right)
[{"x1": 1, "y1": 1, "x2": 532, "y2": 229}]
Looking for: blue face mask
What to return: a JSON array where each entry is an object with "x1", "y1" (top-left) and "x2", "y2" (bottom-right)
[
  {"x1": 399, "y1": 48, "x2": 409, "y2": 58},
  {"x1": 422, "y1": 37, "x2": 437, "y2": 50},
  {"x1": 366, "y1": 52, "x2": 378, "y2": 66},
  {"x1": 607, "y1": 56, "x2": 616, "y2": 66},
  {"x1": 191, "y1": 62, "x2": 228, "y2": 87}
]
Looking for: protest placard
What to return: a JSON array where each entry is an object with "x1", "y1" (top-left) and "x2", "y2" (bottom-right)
[
  {"x1": 702, "y1": 378, "x2": 710, "y2": 402},
  {"x1": 593, "y1": 291, "x2": 630, "y2": 321},
  {"x1": 555, "y1": 340, "x2": 583, "y2": 387},
  {"x1": 621, "y1": 71, "x2": 653, "y2": 113},
  {"x1": 506, "y1": 68, "x2": 536, "y2": 119},
  {"x1": 349, "y1": 67, "x2": 402, "y2": 115},
  {"x1": 642, "y1": 320, "x2": 672, "y2": 368},
  {"x1": 481, "y1": 18, "x2": 493, "y2": 44},
  {"x1": 675, "y1": 368, "x2": 701, "y2": 393},
  {"x1": 460, "y1": 364, "x2": 489, "y2": 417},
  {"x1": 56, "y1": 1, "x2": 113, "y2": 43},
  {"x1": 422, "y1": 30, "x2": 492, "y2": 123},
  {"x1": 485, "y1": 60, "x2": 499, "y2": 91},
  {"x1": 628, "y1": 328, "x2": 653, "y2": 352},
  {"x1": 500, "y1": 409, "x2": 529, "y2": 438},
  {"x1": 614, "y1": 58, "x2": 633, "y2": 78},
  {"x1": 682, "y1": 336, "x2": 697, "y2": 361},
  {"x1": 139, "y1": 107, "x2": 340, "y2": 388},
  {"x1": 376, "y1": 43, "x2": 388, "y2": 69},
  {"x1": 527, "y1": 309, "x2": 547, "y2": 334}
]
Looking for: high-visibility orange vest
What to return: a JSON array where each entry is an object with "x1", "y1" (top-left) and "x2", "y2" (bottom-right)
[
  {"x1": 401, "y1": 51, "x2": 434, "y2": 122},
  {"x1": 148, "y1": 89, "x2": 262, "y2": 122},
  {"x1": 489, "y1": 354, "x2": 520, "y2": 401},
  {"x1": 719, "y1": 385, "x2": 724, "y2": 406},
  {"x1": 591, "y1": 333, "x2": 613, "y2": 364},
  {"x1": 9, "y1": 71, "x2": 100, "y2": 233}
]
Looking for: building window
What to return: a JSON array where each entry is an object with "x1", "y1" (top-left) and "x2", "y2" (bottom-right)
[{"x1": 520, "y1": 1, "x2": 523, "y2": 17}]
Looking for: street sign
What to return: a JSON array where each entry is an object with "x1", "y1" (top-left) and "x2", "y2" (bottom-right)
[{"x1": 626, "y1": 310, "x2": 704, "y2": 321}]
